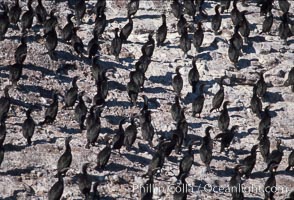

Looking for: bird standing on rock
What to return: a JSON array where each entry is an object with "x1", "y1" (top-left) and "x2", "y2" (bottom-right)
[
  {"x1": 250, "y1": 85, "x2": 262, "y2": 118},
  {"x1": 63, "y1": 76, "x2": 79, "y2": 109},
  {"x1": 240, "y1": 144, "x2": 258, "y2": 178},
  {"x1": 218, "y1": 101, "x2": 230, "y2": 132},
  {"x1": 0, "y1": 2, "x2": 9, "y2": 41},
  {"x1": 172, "y1": 66, "x2": 183, "y2": 97},
  {"x1": 211, "y1": 5, "x2": 222, "y2": 34},
  {"x1": 35, "y1": 0, "x2": 47, "y2": 24},
  {"x1": 284, "y1": 67, "x2": 294, "y2": 92},
  {"x1": 61, "y1": 14, "x2": 74, "y2": 42},
  {"x1": 20, "y1": 0, "x2": 34, "y2": 34},
  {"x1": 78, "y1": 163, "x2": 92, "y2": 199},
  {"x1": 86, "y1": 106, "x2": 101, "y2": 149},
  {"x1": 57, "y1": 137, "x2": 72, "y2": 177},
  {"x1": 192, "y1": 83, "x2": 205, "y2": 117},
  {"x1": 15, "y1": 37, "x2": 27, "y2": 65},
  {"x1": 180, "y1": 25, "x2": 191, "y2": 58},
  {"x1": 111, "y1": 28, "x2": 122, "y2": 62},
  {"x1": 215, "y1": 125, "x2": 239, "y2": 153},
  {"x1": 120, "y1": 16, "x2": 133, "y2": 42},
  {"x1": 200, "y1": 126, "x2": 213, "y2": 172},
  {"x1": 75, "y1": 92, "x2": 87, "y2": 130},
  {"x1": 8, "y1": 0, "x2": 21, "y2": 26},
  {"x1": 127, "y1": 0, "x2": 139, "y2": 18},
  {"x1": 210, "y1": 77, "x2": 224, "y2": 113},
  {"x1": 39, "y1": 92, "x2": 58, "y2": 126},
  {"x1": 188, "y1": 57, "x2": 200, "y2": 93},
  {"x1": 22, "y1": 108, "x2": 35, "y2": 146},
  {"x1": 141, "y1": 33, "x2": 155, "y2": 58},
  {"x1": 96, "y1": 140, "x2": 111, "y2": 170},
  {"x1": 48, "y1": 171, "x2": 64, "y2": 200},
  {"x1": 0, "y1": 86, "x2": 11, "y2": 123},
  {"x1": 286, "y1": 150, "x2": 294, "y2": 171},
  {"x1": 156, "y1": 14, "x2": 167, "y2": 47},
  {"x1": 193, "y1": 22, "x2": 204, "y2": 52}
]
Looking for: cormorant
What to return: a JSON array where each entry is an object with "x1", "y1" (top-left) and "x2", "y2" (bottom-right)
[
  {"x1": 259, "y1": 131, "x2": 270, "y2": 162},
  {"x1": 192, "y1": 83, "x2": 205, "y2": 117},
  {"x1": 141, "y1": 33, "x2": 155, "y2": 58},
  {"x1": 260, "y1": 0, "x2": 273, "y2": 16},
  {"x1": 228, "y1": 38, "x2": 239, "y2": 68},
  {"x1": 218, "y1": 101, "x2": 230, "y2": 132},
  {"x1": 111, "y1": 28, "x2": 122, "y2": 62},
  {"x1": 120, "y1": 16, "x2": 133, "y2": 42},
  {"x1": 184, "y1": 0, "x2": 196, "y2": 20},
  {"x1": 286, "y1": 150, "x2": 294, "y2": 171},
  {"x1": 157, "y1": 134, "x2": 177, "y2": 158},
  {"x1": 124, "y1": 117, "x2": 138, "y2": 151},
  {"x1": 75, "y1": 0, "x2": 86, "y2": 26},
  {"x1": 264, "y1": 139, "x2": 283, "y2": 172},
  {"x1": 239, "y1": 11, "x2": 250, "y2": 43},
  {"x1": 200, "y1": 126, "x2": 213, "y2": 172},
  {"x1": 232, "y1": 25, "x2": 243, "y2": 52},
  {"x1": 141, "y1": 117, "x2": 155, "y2": 147},
  {"x1": 156, "y1": 14, "x2": 167, "y2": 47},
  {"x1": 180, "y1": 26, "x2": 191, "y2": 58},
  {"x1": 284, "y1": 67, "x2": 294, "y2": 92},
  {"x1": 278, "y1": 12, "x2": 292, "y2": 45},
  {"x1": 45, "y1": 26, "x2": 58, "y2": 60},
  {"x1": 22, "y1": 108, "x2": 35, "y2": 146},
  {"x1": 94, "y1": 0, "x2": 106, "y2": 15},
  {"x1": 63, "y1": 76, "x2": 78, "y2": 109},
  {"x1": 0, "y1": 144, "x2": 3, "y2": 167},
  {"x1": 260, "y1": 9, "x2": 273, "y2": 34},
  {"x1": 258, "y1": 105, "x2": 272, "y2": 139},
  {"x1": 8, "y1": 0, "x2": 21, "y2": 25},
  {"x1": 176, "y1": 109, "x2": 188, "y2": 148},
  {"x1": 210, "y1": 77, "x2": 224, "y2": 112},
  {"x1": 127, "y1": 0, "x2": 139, "y2": 18},
  {"x1": 240, "y1": 144, "x2": 258, "y2": 178},
  {"x1": 15, "y1": 36, "x2": 27, "y2": 65},
  {"x1": 61, "y1": 14, "x2": 74, "y2": 42},
  {"x1": 212, "y1": 5, "x2": 222, "y2": 35},
  {"x1": 230, "y1": 0, "x2": 241, "y2": 26},
  {"x1": 139, "y1": 95, "x2": 151, "y2": 124},
  {"x1": 112, "y1": 119, "x2": 125, "y2": 154},
  {"x1": 173, "y1": 173, "x2": 188, "y2": 200},
  {"x1": 264, "y1": 172, "x2": 276, "y2": 200},
  {"x1": 20, "y1": 0, "x2": 34, "y2": 33},
  {"x1": 229, "y1": 165, "x2": 244, "y2": 200},
  {"x1": 93, "y1": 81, "x2": 105, "y2": 107},
  {"x1": 141, "y1": 175, "x2": 153, "y2": 200},
  {"x1": 9, "y1": 63, "x2": 23, "y2": 86},
  {"x1": 171, "y1": 0, "x2": 182, "y2": 19},
  {"x1": 177, "y1": 144, "x2": 193, "y2": 179},
  {"x1": 130, "y1": 63, "x2": 145, "y2": 91},
  {"x1": 250, "y1": 85, "x2": 262, "y2": 118},
  {"x1": 86, "y1": 106, "x2": 101, "y2": 149},
  {"x1": 0, "y1": 119, "x2": 6, "y2": 147},
  {"x1": 137, "y1": 54, "x2": 151, "y2": 73},
  {"x1": 215, "y1": 125, "x2": 239, "y2": 152},
  {"x1": 177, "y1": 15, "x2": 187, "y2": 36},
  {"x1": 75, "y1": 92, "x2": 87, "y2": 130},
  {"x1": 188, "y1": 57, "x2": 200, "y2": 93},
  {"x1": 278, "y1": 0, "x2": 290, "y2": 13},
  {"x1": 92, "y1": 181, "x2": 100, "y2": 199},
  {"x1": 87, "y1": 34, "x2": 100, "y2": 59},
  {"x1": 171, "y1": 95, "x2": 182, "y2": 122},
  {"x1": 220, "y1": 0, "x2": 231, "y2": 13},
  {"x1": 78, "y1": 163, "x2": 91, "y2": 199},
  {"x1": 39, "y1": 92, "x2": 58, "y2": 125},
  {"x1": 193, "y1": 21, "x2": 204, "y2": 52},
  {"x1": 57, "y1": 136, "x2": 72, "y2": 176},
  {"x1": 0, "y1": 86, "x2": 11, "y2": 123},
  {"x1": 71, "y1": 27, "x2": 85, "y2": 57},
  {"x1": 48, "y1": 172, "x2": 64, "y2": 200},
  {"x1": 127, "y1": 78, "x2": 140, "y2": 106},
  {"x1": 0, "y1": 2, "x2": 9, "y2": 41},
  {"x1": 96, "y1": 141, "x2": 111, "y2": 170},
  {"x1": 35, "y1": 0, "x2": 47, "y2": 24},
  {"x1": 147, "y1": 151, "x2": 165, "y2": 177},
  {"x1": 172, "y1": 66, "x2": 183, "y2": 97},
  {"x1": 43, "y1": 9, "x2": 58, "y2": 35},
  {"x1": 91, "y1": 56, "x2": 104, "y2": 83},
  {"x1": 93, "y1": 8, "x2": 107, "y2": 38}
]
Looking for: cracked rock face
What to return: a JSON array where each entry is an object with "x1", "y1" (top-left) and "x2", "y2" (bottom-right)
[{"x1": 0, "y1": 0, "x2": 293, "y2": 199}]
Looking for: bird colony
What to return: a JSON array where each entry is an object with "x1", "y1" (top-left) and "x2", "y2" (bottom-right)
[{"x1": 0, "y1": 0, "x2": 294, "y2": 199}]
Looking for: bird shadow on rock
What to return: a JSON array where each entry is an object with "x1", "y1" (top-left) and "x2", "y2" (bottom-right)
[
  {"x1": 108, "y1": 80, "x2": 126, "y2": 91},
  {"x1": 264, "y1": 91, "x2": 284, "y2": 104},
  {"x1": 238, "y1": 58, "x2": 257, "y2": 70},
  {"x1": 105, "y1": 99, "x2": 131, "y2": 109},
  {"x1": 242, "y1": 44, "x2": 256, "y2": 54},
  {"x1": 196, "y1": 52, "x2": 213, "y2": 61},
  {"x1": 24, "y1": 63, "x2": 55, "y2": 76},
  {"x1": 149, "y1": 72, "x2": 173, "y2": 86},
  {"x1": 109, "y1": 17, "x2": 128, "y2": 23},
  {"x1": 135, "y1": 14, "x2": 161, "y2": 20},
  {"x1": 124, "y1": 153, "x2": 150, "y2": 166},
  {"x1": 250, "y1": 35, "x2": 266, "y2": 43},
  {"x1": 33, "y1": 137, "x2": 60, "y2": 145},
  {"x1": 106, "y1": 162, "x2": 142, "y2": 172},
  {"x1": 54, "y1": 50, "x2": 85, "y2": 63},
  {"x1": 0, "y1": 166, "x2": 35, "y2": 176},
  {"x1": 143, "y1": 86, "x2": 167, "y2": 94},
  {"x1": 213, "y1": 154, "x2": 236, "y2": 163},
  {"x1": 59, "y1": 126, "x2": 81, "y2": 134},
  {"x1": 17, "y1": 84, "x2": 54, "y2": 99},
  {"x1": 121, "y1": 57, "x2": 135, "y2": 64},
  {"x1": 4, "y1": 143, "x2": 27, "y2": 152},
  {"x1": 10, "y1": 98, "x2": 43, "y2": 110},
  {"x1": 104, "y1": 115, "x2": 126, "y2": 126}
]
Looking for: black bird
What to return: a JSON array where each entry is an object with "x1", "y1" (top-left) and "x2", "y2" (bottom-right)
[
  {"x1": 285, "y1": 150, "x2": 294, "y2": 171},
  {"x1": 0, "y1": 119, "x2": 6, "y2": 147},
  {"x1": 264, "y1": 171, "x2": 276, "y2": 200},
  {"x1": 278, "y1": 0, "x2": 290, "y2": 13},
  {"x1": 137, "y1": 54, "x2": 151, "y2": 73},
  {"x1": 260, "y1": 9, "x2": 273, "y2": 34},
  {"x1": 9, "y1": 63, "x2": 23, "y2": 86},
  {"x1": 124, "y1": 117, "x2": 138, "y2": 151},
  {"x1": 279, "y1": 12, "x2": 292, "y2": 45},
  {"x1": 156, "y1": 14, "x2": 167, "y2": 47},
  {"x1": 215, "y1": 125, "x2": 239, "y2": 152},
  {"x1": 239, "y1": 11, "x2": 250, "y2": 43},
  {"x1": 86, "y1": 106, "x2": 101, "y2": 149},
  {"x1": 91, "y1": 56, "x2": 104, "y2": 83},
  {"x1": 264, "y1": 139, "x2": 283, "y2": 172},
  {"x1": 0, "y1": 144, "x2": 3, "y2": 167},
  {"x1": 0, "y1": 86, "x2": 11, "y2": 123},
  {"x1": 61, "y1": 14, "x2": 74, "y2": 42},
  {"x1": 92, "y1": 181, "x2": 100, "y2": 199},
  {"x1": 176, "y1": 110, "x2": 188, "y2": 149},
  {"x1": 8, "y1": 0, "x2": 21, "y2": 25},
  {"x1": 130, "y1": 63, "x2": 145, "y2": 91},
  {"x1": 87, "y1": 34, "x2": 100, "y2": 59},
  {"x1": 48, "y1": 172, "x2": 64, "y2": 200},
  {"x1": 20, "y1": 0, "x2": 34, "y2": 33},
  {"x1": 39, "y1": 92, "x2": 59, "y2": 125},
  {"x1": 127, "y1": 78, "x2": 140, "y2": 106},
  {"x1": 93, "y1": 82, "x2": 105, "y2": 107},
  {"x1": 192, "y1": 83, "x2": 205, "y2": 117},
  {"x1": 158, "y1": 134, "x2": 178, "y2": 158},
  {"x1": 212, "y1": 5, "x2": 222, "y2": 34},
  {"x1": 259, "y1": 131, "x2": 270, "y2": 162},
  {"x1": 188, "y1": 57, "x2": 200, "y2": 93},
  {"x1": 210, "y1": 77, "x2": 224, "y2": 112},
  {"x1": 232, "y1": 25, "x2": 243, "y2": 52},
  {"x1": 35, "y1": 0, "x2": 47, "y2": 24},
  {"x1": 141, "y1": 175, "x2": 153, "y2": 200},
  {"x1": 180, "y1": 26, "x2": 191, "y2": 58},
  {"x1": 111, "y1": 28, "x2": 122, "y2": 62},
  {"x1": 0, "y1": 2, "x2": 9, "y2": 41},
  {"x1": 184, "y1": 0, "x2": 196, "y2": 18},
  {"x1": 127, "y1": 0, "x2": 139, "y2": 18},
  {"x1": 258, "y1": 105, "x2": 272, "y2": 139},
  {"x1": 141, "y1": 116, "x2": 155, "y2": 147},
  {"x1": 250, "y1": 85, "x2": 262, "y2": 118},
  {"x1": 193, "y1": 21, "x2": 204, "y2": 52},
  {"x1": 260, "y1": 0, "x2": 273, "y2": 16},
  {"x1": 177, "y1": 144, "x2": 193, "y2": 179},
  {"x1": 63, "y1": 76, "x2": 78, "y2": 109},
  {"x1": 218, "y1": 101, "x2": 230, "y2": 132},
  {"x1": 94, "y1": 0, "x2": 106, "y2": 15},
  {"x1": 15, "y1": 37, "x2": 27, "y2": 65},
  {"x1": 44, "y1": 26, "x2": 58, "y2": 60},
  {"x1": 75, "y1": 92, "x2": 87, "y2": 130},
  {"x1": 96, "y1": 141, "x2": 111, "y2": 170},
  {"x1": 177, "y1": 15, "x2": 187, "y2": 36},
  {"x1": 240, "y1": 144, "x2": 258, "y2": 179},
  {"x1": 173, "y1": 173, "x2": 188, "y2": 200},
  {"x1": 78, "y1": 163, "x2": 91, "y2": 199},
  {"x1": 75, "y1": 0, "x2": 86, "y2": 26},
  {"x1": 22, "y1": 108, "x2": 35, "y2": 146},
  {"x1": 71, "y1": 27, "x2": 85, "y2": 57},
  {"x1": 171, "y1": 95, "x2": 182, "y2": 122},
  {"x1": 57, "y1": 136, "x2": 72, "y2": 176},
  {"x1": 141, "y1": 33, "x2": 155, "y2": 58},
  {"x1": 172, "y1": 66, "x2": 183, "y2": 97},
  {"x1": 200, "y1": 126, "x2": 213, "y2": 172},
  {"x1": 228, "y1": 38, "x2": 239, "y2": 68},
  {"x1": 229, "y1": 165, "x2": 244, "y2": 200},
  {"x1": 120, "y1": 16, "x2": 133, "y2": 42},
  {"x1": 112, "y1": 119, "x2": 125, "y2": 154},
  {"x1": 93, "y1": 8, "x2": 107, "y2": 38},
  {"x1": 220, "y1": 0, "x2": 231, "y2": 13},
  {"x1": 284, "y1": 67, "x2": 294, "y2": 92},
  {"x1": 43, "y1": 9, "x2": 58, "y2": 35},
  {"x1": 147, "y1": 151, "x2": 165, "y2": 177},
  {"x1": 231, "y1": 0, "x2": 241, "y2": 26},
  {"x1": 171, "y1": 0, "x2": 182, "y2": 19}
]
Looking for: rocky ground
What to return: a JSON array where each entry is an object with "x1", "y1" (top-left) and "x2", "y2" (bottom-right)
[{"x1": 0, "y1": 0, "x2": 293, "y2": 199}]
